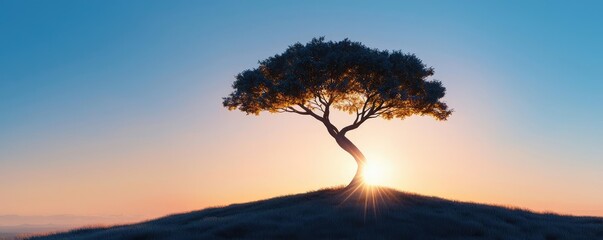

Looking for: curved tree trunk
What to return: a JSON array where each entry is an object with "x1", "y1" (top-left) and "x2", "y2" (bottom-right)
[{"x1": 334, "y1": 134, "x2": 366, "y2": 188}]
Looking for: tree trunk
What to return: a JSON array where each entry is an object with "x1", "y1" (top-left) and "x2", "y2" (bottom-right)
[{"x1": 334, "y1": 134, "x2": 366, "y2": 188}]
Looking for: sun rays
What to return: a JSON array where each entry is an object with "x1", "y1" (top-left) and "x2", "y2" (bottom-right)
[
  {"x1": 332, "y1": 156, "x2": 402, "y2": 219},
  {"x1": 337, "y1": 183, "x2": 401, "y2": 220}
]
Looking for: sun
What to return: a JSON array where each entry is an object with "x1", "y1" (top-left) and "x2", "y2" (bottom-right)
[{"x1": 362, "y1": 162, "x2": 387, "y2": 186}]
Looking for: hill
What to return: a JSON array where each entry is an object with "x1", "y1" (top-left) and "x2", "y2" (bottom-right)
[{"x1": 30, "y1": 187, "x2": 603, "y2": 240}]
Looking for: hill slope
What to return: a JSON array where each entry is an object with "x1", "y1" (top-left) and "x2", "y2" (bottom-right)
[{"x1": 31, "y1": 187, "x2": 603, "y2": 240}]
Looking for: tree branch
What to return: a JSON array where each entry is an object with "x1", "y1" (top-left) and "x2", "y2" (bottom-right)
[
  {"x1": 339, "y1": 97, "x2": 387, "y2": 135},
  {"x1": 299, "y1": 103, "x2": 339, "y2": 137},
  {"x1": 308, "y1": 98, "x2": 325, "y2": 113},
  {"x1": 297, "y1": 104, "x2": 324, "y2": 121},
  {"x1": 357, "y1": 92, "x2": 377, "y2": 123},
  {"x1": 316, "y1": 92, "x2": 328, "y2": 106},
  {"x1": 281, "y1": 106, "x2": 310, "y2": 115}
]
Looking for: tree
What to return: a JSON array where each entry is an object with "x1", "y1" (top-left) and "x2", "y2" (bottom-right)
[{"x1": 223, "y1": 37, "x2": 452, "y2": 187}]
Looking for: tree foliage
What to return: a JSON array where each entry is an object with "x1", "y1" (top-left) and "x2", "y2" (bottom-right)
[{"x1": 223, "y1": 37, "x2": 452, "y2": 137}]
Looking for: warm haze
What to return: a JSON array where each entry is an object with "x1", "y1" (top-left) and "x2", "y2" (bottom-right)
[{"x1": 1, "y1": 0, "x2": 602, "y2": 236}]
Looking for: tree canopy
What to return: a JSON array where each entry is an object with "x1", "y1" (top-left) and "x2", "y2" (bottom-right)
[{"x1": 224, "y1": 37, "x2": 451, "y2": 137}]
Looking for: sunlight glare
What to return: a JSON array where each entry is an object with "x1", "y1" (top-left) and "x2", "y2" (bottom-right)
[{"x1": 362, "y1": 161, "x2": 387, "y2": 186}]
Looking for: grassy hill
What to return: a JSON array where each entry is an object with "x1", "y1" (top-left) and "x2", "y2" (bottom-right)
[{"x1": 30, "y1": 187, "x2": 603, "y2": 240}]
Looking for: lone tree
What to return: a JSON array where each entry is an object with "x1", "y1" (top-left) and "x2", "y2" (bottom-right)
[{"x1": 224, "y1": 38, "x2": 452, "y2": 187}]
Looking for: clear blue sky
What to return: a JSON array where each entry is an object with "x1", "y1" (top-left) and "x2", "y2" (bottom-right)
[{"x1": 1, "y1": 0, "x2": 602, "y2": 220}]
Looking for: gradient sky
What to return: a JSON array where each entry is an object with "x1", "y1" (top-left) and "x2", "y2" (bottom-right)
[{"x1": 1, "y1": 0, "x2": 602, "y2": 224}]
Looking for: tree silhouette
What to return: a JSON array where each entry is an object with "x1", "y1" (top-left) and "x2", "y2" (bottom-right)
[{"x1": 224, "y1": 37, "x2": 452, "y2": 187}]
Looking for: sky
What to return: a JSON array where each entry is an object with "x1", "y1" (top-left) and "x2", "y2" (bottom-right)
[{"x1": 1, "y1": 0, "x2": 602, "y2": 225}]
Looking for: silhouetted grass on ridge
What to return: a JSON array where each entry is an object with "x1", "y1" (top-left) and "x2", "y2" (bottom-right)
[{"x1": 29, "y1": 186, "x2": 603, "y2": 240}]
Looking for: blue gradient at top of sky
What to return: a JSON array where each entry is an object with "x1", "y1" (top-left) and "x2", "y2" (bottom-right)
[{"x1": 1, "y1": 0, "x2": 602, "y2": 217}]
